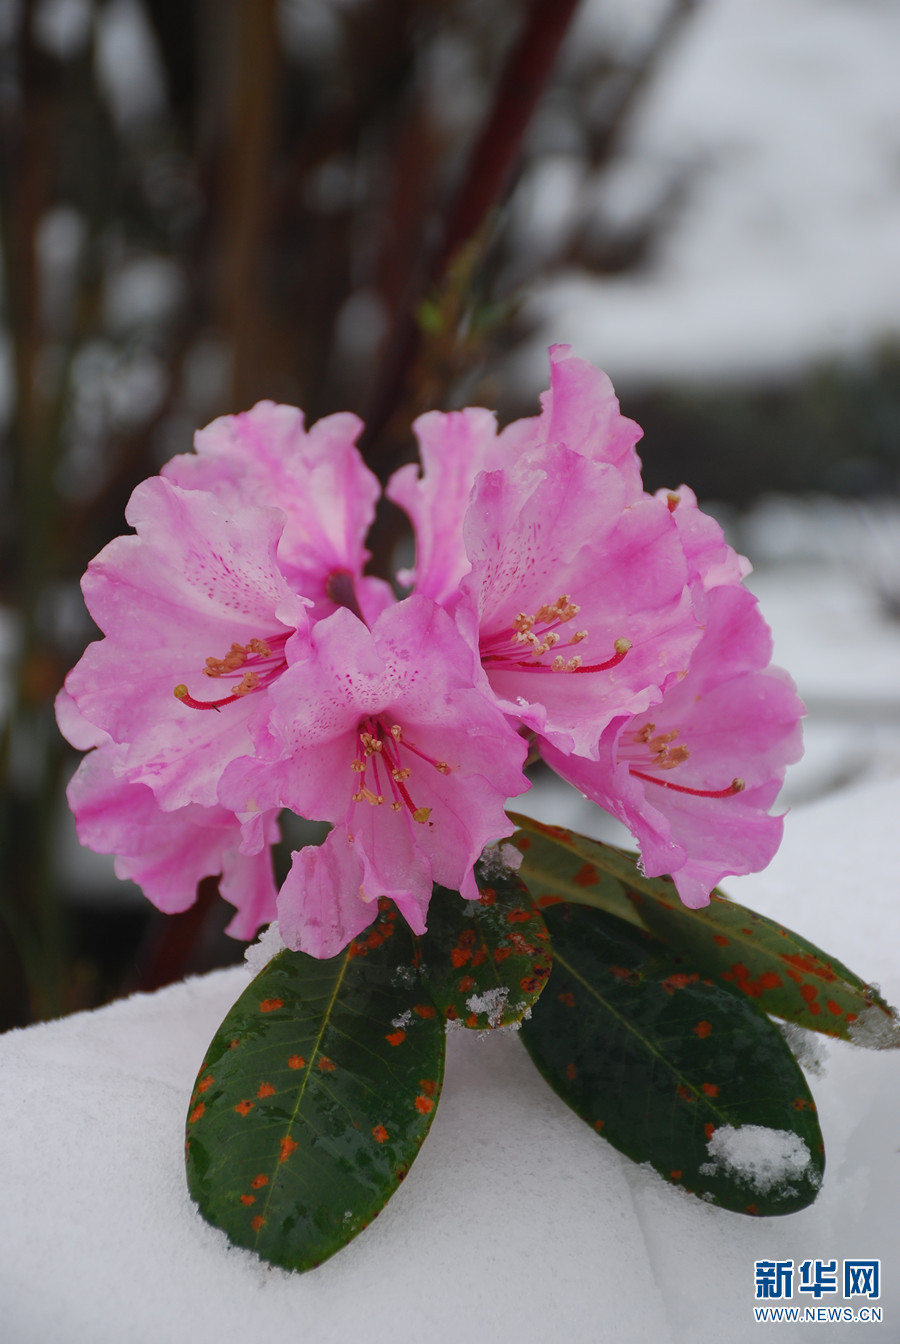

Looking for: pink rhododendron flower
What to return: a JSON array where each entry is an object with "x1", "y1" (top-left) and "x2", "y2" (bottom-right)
[
  {"x1": 455, "y1": 444, "x2": 700, "y2": 755},
  {"x1": 60, "y1": 476, "x2": 309, "y2": 810},
  {"x1": 57, "y1": 346, "x2": 804, "y2": 953},
  {"x1": 542, "y1": 584, "x2": 805, "y2": 907},
  {"x1": 162, "y1": 400, "x2": 393, "y2": 624},
  {"x1": 218, "y1": 596, "x2": 530, "y2": 957}
]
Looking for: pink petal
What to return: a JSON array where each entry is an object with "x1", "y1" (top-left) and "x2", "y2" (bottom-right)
[
  {"x1": 499, "y1": 344, "x2": 644, "y2": 498},
  {"x1": 163, "y1": 401, "x2": 381, "y2": 617},
  {"x1": 387, "y1": 406, "x2": 500, "y2": 605}
]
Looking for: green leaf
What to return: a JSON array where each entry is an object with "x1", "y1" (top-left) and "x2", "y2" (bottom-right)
[
  {"x1": 418, "y1": 859, "x2": 552, "y2": 1029},
  {"x1": 185, "y1": 902, "x2": 444, "y2": 1273},
  {"x1": 509, "y1": 813, "x2": 900, "y2": 1046},
  {"x1": 520, "y1": 902, "x2": 825, "y2": 1216}
]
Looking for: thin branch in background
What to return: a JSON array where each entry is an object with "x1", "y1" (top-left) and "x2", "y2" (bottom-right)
[{"x1": 362, "y1": 0, "x2": 583, "y2": 475}]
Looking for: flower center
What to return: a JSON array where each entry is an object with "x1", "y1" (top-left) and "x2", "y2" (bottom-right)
[
  {"x1": 619, "y1": 722, "x2": 745, "y2": 799},
  {"x1": 480, "y1": 593, "x2": 630, "y2": 675},
  {"x1": 173, "y1": 634, "x2": 290, "y2": 710},
  {"x1": 349, "y1": 719, "x2": 451, "y2": 824}
]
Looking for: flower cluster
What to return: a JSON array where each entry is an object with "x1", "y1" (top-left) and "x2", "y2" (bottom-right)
[{"x1": 58, "y1": 347, "x2": 804, "y2": 956}]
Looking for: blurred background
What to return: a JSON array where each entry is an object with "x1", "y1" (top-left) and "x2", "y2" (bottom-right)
[{"x1": 3, "y1": 0, "x2": 900, "y2": 1030}]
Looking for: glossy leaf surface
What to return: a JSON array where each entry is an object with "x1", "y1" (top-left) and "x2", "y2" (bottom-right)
[
  {"x1": 510, "y1": 814, "x2": 899, "y2": 1045},
  {"x1": 418, "y1": 859, "x2": 552, "y2": 1029},
  {"x1": 185, "y1": 902, "x2": 444, "y2": 1272},
  {"x1": 520, "y1": 902, "x2": 825, "y2": 1216}
]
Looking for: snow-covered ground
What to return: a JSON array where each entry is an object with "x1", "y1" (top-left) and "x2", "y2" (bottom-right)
[
  {"x1": 516, "y1": 0, "x2": 900, "y2": 390},
  {"x1": 1, "y1": 551, "x2": 899, "y2": 1344}
]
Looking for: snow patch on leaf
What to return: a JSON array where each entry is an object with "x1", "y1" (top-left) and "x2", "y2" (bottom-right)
[
  {"x1": 244, "y1": 921, "x2": 286, "y2": 976},
  {"x1": 699, "y1": 1124, "x2": 818, "y2": 1195}
]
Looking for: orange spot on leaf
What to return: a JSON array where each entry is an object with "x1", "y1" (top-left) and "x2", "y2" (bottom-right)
[
  {"x1": 450, "y1": 948, "x2": 471, "y2": 968},
  {"x1": 572, "y1": 863, "x2": 598, "y2": 887},
  {"x1": 712, "y1": 934, "x2": 730, "y2": 947},
  {"x1": 250, "y1": 1215, "x2": 266, "y2": 1232},
  {"x1": 240, "y1": 1194, "x2": 255, "y2": 1206},
  {"x1": 800, "y1": 984, "x2": 818, "y2": 1003},
  {"x1": 288, "y1": 1054, "x2": 306, "y2": 1070},
  {"x1": 234, "y1": 1099, "x2": 254, "y2": 1116},
  {"x1": 478, "y1": 886, "x2": 497, "y2": 906},
  {"x1": 259, "y1": 998, "x2": 283, "y2": 1013},
  {"x1": 565, "y1": 1063, "x2": 577, "y2": 1081},
  {"x1": 704, "y1": 1123, "x2": 715, "y2": 1140},
  {"x1": 196, "y1": 1074, "x2": 214, "y2": 1093},
  {"x1": 372, "y1": 1125, "x2": 389, "y2": 1144},
  {"x1": 414, "y1": 1095, "x2": 434, "y2": 1114},
  {"x1": 279, "y1": 1135, "x2": 298, "y2": 1163},
  {"x1": 594, "y1": 1119, "x2": 604, "y2": 1133},
  {"x1": 251, "y1": 1174, "x2": 269, "y2": 1189},
  {"x1": 701, "y1": 1082, "x2": 719, "y2": 1097},
  {"x1": 419, "y1": 1078, "x2": 437, "y2": 1097},
  {"x1": 187, "y1": 1102, "x2": 205, "y2": 1124},
  {"x1": 318, "y1": 1055, "x2": 336, "y2": 1071},
  {"x1": 257, "y1": 1082, "x2": 276, "y2": 1099},
  {"x1": 781, "y1": 952, "x2": 836, "y2": 982},
  {"x1": 661, "y1": 972, "x2": 699, "y2": 994},
  {"x1": 557, "y1": 991, "x2": 576, "y2": 1007},
  {"x1": 670, "y1": 1170, "x2": 682, "y2": 1181},
  {"x1": 413, "y1": 1003, "x2": 436, "y2": 1019},
  {"x1": 457, "y1": 975, "x2": 476, "y2": 993},
  {"x1": 693, "y1": 1020, "x2": 712, "y2": 1038},
  {"x1": 676, "y1": 1084, "x2": 694, "y2": 1102},
  {"x1": 826, "y1": 999, "x2": 843, "y2": 1016},
  {"x1": 506, "y1": 908, "x2": 531, "y2": 923},
  {"x1": 385, "y1": 1030, "x2": 406, "y2": 1047}
]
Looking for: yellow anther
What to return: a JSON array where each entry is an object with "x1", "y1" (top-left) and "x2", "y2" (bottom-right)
[
  {"x1": 552, "y1": 655, "x2": 566, "y2": 671},
  {"x1": 390, "y1": 725, "x2": 403, "y2": 741},
  {"x1": 351, "y1": 760, "x2": 365, "y2": 773},
  {"x1": 391, "y1": 802, "x2": 402, "y2": 811},
  {"x1": 174, "y1": 684, "x2": 189, "y2": 700},
  {"x1": 435, "y1": 761, "x2": 450, "y2": 774},
  {"x1": 234, "y1": 671, "x2": 260, "y2": 696},
  {"x1": 248, "y1": 639, "x2": 271, "y2": 657},
  {"x1": 392, "y1": 767, "x2": 412, "y2": 782},
  {"x1": 569, "y1": 629, "x2": 587, "y2": 644},
  {"x1": 732, "y1": 778, "x2": 745, "y2": 792},
  {"x1": 566, "y1": 656, "x2": 582, "y2": 670},
  {"x1": 614, "y1": 637, "x2": 632, "y2": 655},
  {"x1": 413, "y1": 807, "x2": 431, "y2": 824}
]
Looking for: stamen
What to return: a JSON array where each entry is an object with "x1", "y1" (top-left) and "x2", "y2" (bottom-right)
[
  {"x1": 349, "y1": 718, "x2": 449, "y2": 827},
  {"x1": 174, "y1": 633, "x2": 289, "y2": 710}
]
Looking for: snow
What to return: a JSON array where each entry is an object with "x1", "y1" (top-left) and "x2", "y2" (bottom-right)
[
  {"x1": 520, "y1": 0, "x2": 900, "y2": 387},
  {"x1": 699, "y1": 1126, "x2": 817, "y2": 1197}
]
